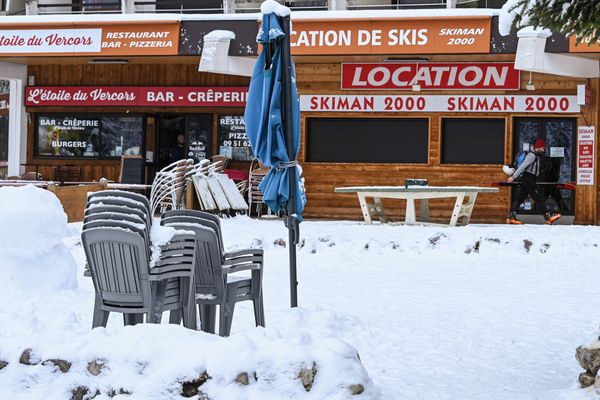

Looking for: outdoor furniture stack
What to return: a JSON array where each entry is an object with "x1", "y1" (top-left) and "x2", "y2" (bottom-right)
[
  {"x1": 81, "y1": 191, "x2": 265, "y2": 336},
  {"x1": 188, "y1": 159, "x2": 249, "y2": 215},
  {"x1": 161, "y1": 209, "x2": 265, "y2": 337},
  {"x1": 150, "y1": 158, "x2": 194, "y2": 216},
  {"x1": 82, "y1": 190, "x2": 197, "y2": 329},
  {"x1": 248, "y1": 159, "x2": 271, "y2": 218}
]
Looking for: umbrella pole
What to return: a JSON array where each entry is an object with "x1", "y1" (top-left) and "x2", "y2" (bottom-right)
[{"x1": 281, "y1": 14, "x2": 299, "y2": 308}]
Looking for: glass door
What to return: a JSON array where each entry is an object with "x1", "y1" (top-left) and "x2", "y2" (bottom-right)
[
  {"x1": 513, "y1": 117, "x2": 577, "y2": 215},
  {"x1": 156, "y1": 114, "x2": 213, "y2": 170}
]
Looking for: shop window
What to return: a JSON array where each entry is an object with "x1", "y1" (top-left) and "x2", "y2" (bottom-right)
[
  {"x1": 36, "y1": 114, "x2": 144, "y2": 159},
  {"x1": 218, "y1": 115, "x2": 254, "y2": 161},
  {"x1": 306, "y1": 118, "x2": 429, "y2": 163},
  {"x1": 441, "y1": 118, "x2": 505, "y2": 164}
]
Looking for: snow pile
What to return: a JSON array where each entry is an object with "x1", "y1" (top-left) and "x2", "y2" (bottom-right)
[
  {"x1": 0, "y1": 185, "x2": 77, "y2": 293},
  {"x1": 204, "y1": 30, "x2": 236, "y2": 40},
  {"x1": 0, "y1": 313, "x2": 373, "y2": 399}
]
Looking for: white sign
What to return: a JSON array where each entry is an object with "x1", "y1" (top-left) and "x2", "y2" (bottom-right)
[
  {"x1": 549, "y1": 147, "x2": 564, "y2": 157},
  {"x1": 577, "y1": 126, "x2": 595, "y2": 185},
  {"x1": 0, "y1": 29, "x2": 102, "y2": 53},
  {"x1": 300, "y1": 95, "x2": 580, "y2": 113}
]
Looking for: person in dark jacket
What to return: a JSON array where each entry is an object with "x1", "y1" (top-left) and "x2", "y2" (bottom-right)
[
  {"x1": 169, "y1": 133, "x2": 186, "y2": 163},
  {"x1": 505, "y1": 138, "x2": 561, "y2": 225}
]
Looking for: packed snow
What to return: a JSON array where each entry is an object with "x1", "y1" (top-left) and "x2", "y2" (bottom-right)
[{"x1": 1, "y1": 186, "x2": 600, "y2": 399}]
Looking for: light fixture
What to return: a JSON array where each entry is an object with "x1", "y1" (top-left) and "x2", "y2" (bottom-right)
[
  {"x1": 526, "y1": 71, "x2": 535, "y2": 91},
  {"x1": 88, "y1": 59, "x2": 129, "y2": 64},
  {"x1": 412, "y1": 84, "x2": 421, "y2": 92},
  {"x1": 27, "y1": 75, "x2": 35, "y2": 86}
]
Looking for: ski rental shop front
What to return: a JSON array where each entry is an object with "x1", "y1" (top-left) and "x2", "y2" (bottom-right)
[
  {"x1": 289, "y1": 12, "x2": 598, "y2": 224},
  {"x1": 0, "y1": 15, "x2": 259, "y2": 184}
]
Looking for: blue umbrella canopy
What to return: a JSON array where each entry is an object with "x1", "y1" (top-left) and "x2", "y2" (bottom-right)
[{"x1": 244, "y1": 12, "x2": 306, "y2": 220}]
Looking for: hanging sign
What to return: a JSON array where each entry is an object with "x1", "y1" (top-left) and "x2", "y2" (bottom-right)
[
  {"x1": 341, "y1": 62, "x2": 519, "y2": 90},
  {"x1": 300, "y1": 94, "x2": 580, "y2": 113},
  {"x1": 0, "y1": 23, "x2": 180, "y2": 56},
  {"x1": 25, "y1": 86, "x2": 248, "y2": 107},
  {"x1": 577, "y1": 126, "x2": 595, "y2": 185},
  {"x1": 290, "y1": 17, "x2": 491, "y2": 55}
]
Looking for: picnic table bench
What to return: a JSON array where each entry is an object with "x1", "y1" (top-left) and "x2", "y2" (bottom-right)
[{"x1": 334, "y1": 185, "x2": 499, "y2": 227}]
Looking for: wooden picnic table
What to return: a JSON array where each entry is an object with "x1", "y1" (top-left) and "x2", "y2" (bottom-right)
[{"x1": 335, "y1": 185, "x2": 499, "y2": 227}]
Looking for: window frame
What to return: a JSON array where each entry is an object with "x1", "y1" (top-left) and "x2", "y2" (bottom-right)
[
  {"x1": 440, "y1": 117, "x2": 507, "y2": 165},
  {"x1": 304, "y1": 116, "x2": 430, "y2": 164}
]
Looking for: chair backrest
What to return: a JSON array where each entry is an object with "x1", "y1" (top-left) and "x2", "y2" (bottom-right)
[
  {"x1": 55, "y1": 165, "x2": 81, "y2": 183},
  {"x1": 163, "y1": 221, "x2": 225, "y2": 301},
  {"x1": 21, "y1": 172, "x2": 43, "y2": 181},
  {"x1": 82, "y1": 227, "x2": 152, "y2": 310},
  {"x1": 82, "y1": 219, "x2": 149, "y2": 245},
  {"x1": 87, "y1": 195, "x2": 151, "y2": 224},
  {"x1": 84, "y1": 204, "x2": 148, "y2": 226},
  {"x1": 88, "y1": 190, "x2": 151, "y2": 218},
  {"x1": 161, "y1": 213, "x2": 224, "y2": 252},
  {"x1": 83, "y1": 212, "x2": 148, "y2": 239}
]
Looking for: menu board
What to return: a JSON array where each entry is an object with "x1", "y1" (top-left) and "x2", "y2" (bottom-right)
[{"x1": 218, "y1": 115, "x2": 253, "y2": 161}]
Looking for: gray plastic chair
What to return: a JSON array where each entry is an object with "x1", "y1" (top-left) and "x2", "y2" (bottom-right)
[
  {"x1": 87, "y1": 195, "x2": 152, "y2": 225},
  {"x1": 88, "y1": 190, "x2": 151, "y2": 218},
  {"x1": 82, "y1": 227, "x2": 196, "y2": 329},
  {"x1": 85, "y1": 204, "x2": 149, "y2": 226},
  {"x1": 162, "y1": 220, "x2": 264, "y2": 336}
]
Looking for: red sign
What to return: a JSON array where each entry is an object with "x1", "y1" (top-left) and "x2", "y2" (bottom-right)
[
  {"x1": 341, "y1": 62, "x2": 520, "y2": 90},
  {"x1": 300, "y1": 94, "x2": 579, "y2": 113},
  {"x1": 25, "y1": 86, "x2": 248, "y2": 107}
]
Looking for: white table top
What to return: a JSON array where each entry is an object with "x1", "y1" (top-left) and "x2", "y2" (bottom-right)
[{"x1": 335, "y1": 186, "x2": 499, "y2": 193}]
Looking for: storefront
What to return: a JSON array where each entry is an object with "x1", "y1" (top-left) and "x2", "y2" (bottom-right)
[
  {"x1": 0, "y1": 12, "x2": 597, "y2": 224},
  {"x1": 287, "y1": 14, "x2": 598, "y2": 224}
]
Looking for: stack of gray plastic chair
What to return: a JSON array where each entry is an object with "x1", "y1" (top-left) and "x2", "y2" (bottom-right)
[
  {"x1": 82, "y1": 190, "x2": 196, "y2": 329},
  {"x1": 82, "y1": 227, "x2": 197, "y2": 329},
  {"x1": 161, "y1": 209, "x2": 264, "y2": 336}
]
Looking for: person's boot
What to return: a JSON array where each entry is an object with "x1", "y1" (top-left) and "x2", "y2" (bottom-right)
[
  {"x1": 505, "y1": 211, "x2": 523, "y2": 225},
  {"x1": 545, "y1": 212, "x2": 561, "y2": 225}
]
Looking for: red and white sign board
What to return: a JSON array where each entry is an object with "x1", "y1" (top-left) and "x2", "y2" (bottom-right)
[
  {"x1": 341, "y1": 62, "x2": 520, "y2": 90},
  {"x1": 25, "y1": 86, "x2": 248, "y2": 107},
  {"x1": 577, "y1": 126, "x2": 595, "y2": 185},
  {"x1": 300, "y1": 95, "x2": 580, "y2": 113}
]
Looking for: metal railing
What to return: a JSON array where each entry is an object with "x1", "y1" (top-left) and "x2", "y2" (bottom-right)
[
  {"x1": 37, "y1": 0, "x2": 121, "y2": 14},
  {"x1": 31, "y1": 0, "x2": 508, "y2": 14}
]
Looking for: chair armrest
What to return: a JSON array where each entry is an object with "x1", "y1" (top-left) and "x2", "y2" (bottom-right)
[
  {"x1": 149, "y1": 265, "x2": 193, "y2": 280},
  {"x1": 222, "y1": 254, "x2": 263, "y2": 267},
  {"x1": 224, "y1": 248, "x2": 263, "y2": 259},
  {"x1": 221, "y1": 262, "x2": 262, "y2": 274}
]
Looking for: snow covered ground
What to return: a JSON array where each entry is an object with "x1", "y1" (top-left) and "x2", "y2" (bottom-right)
[{"x1": 2, "y1": 186, "x2": 600, "y2": 399}]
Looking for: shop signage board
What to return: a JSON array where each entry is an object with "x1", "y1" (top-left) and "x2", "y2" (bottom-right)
[
  {"x1": 0, "y1": 23, "x2": 180, "y2": 56},
  {"x1": 290, "y1": 17, "x2": 491, "y2": 55},
  {"x1": 569, "y1": 36, "x2": 600, "y2": 53},
  {"x1": 577, "y1": 126, "x2": 595, "y2": 185},
  {"x1": 341, "y1": 62, "x2": 520, "y2": 90},
  {"x1": 25, "y1": 86, "x2": 248, "y2": 107},
  {"x1": 300, "y1": 94, "x2": 580, "y2": 113},
  {"x1": 218, "y1": 115, "x2": 253, "y2": 161}
]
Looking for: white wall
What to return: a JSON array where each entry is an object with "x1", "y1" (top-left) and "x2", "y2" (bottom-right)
[{"x1": 0, "y1": 62, "x2": 27, "y2": 177}]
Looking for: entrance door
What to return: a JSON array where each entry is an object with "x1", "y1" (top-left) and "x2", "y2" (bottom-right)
[
  {"x1": 513, "y1": 117, "x2": 577, "y2": 215},
  {"x1": 156, "y1": 114, "x2": 213, "y2": 170}
]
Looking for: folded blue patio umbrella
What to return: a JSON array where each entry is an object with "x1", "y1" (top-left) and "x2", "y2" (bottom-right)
[{"x1": 244, "y1": 9, "x2": 305, "y2": 307}]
